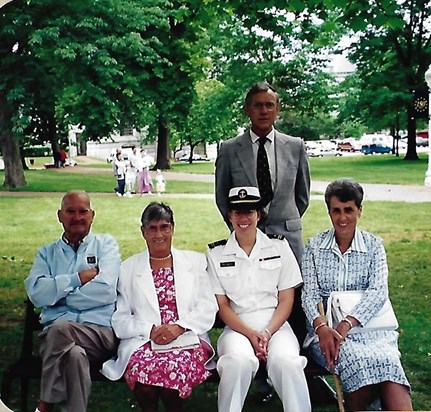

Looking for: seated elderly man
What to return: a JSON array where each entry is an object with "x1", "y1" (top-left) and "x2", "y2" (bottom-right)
[{"x1": 25, "y1": 190, "x2": 121, "y2": 412}]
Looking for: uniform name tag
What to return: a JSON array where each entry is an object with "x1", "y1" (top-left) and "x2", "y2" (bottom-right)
[
  {"x1": 220, "y1": 261, "x2": 235, "y2": 267},
  {"x1": 259, "y1": 255, "x2": 281, "y2": 262},
  {"x1": 87, "y1": 256, "x2": 97, "y2": 264}
]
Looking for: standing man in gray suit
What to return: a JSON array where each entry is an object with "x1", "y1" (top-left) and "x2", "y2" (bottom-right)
[
  {"x1": 215, "y1": 81, "x2": 310, "y2": 344},
  {"x1": 215, "y1": 81, "x2": 310, "y2": 262}
]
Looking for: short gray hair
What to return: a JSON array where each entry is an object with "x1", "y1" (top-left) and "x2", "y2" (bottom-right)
[
  {"x1": 141, "y1": 202, "x2": 174, "y2": 227},
  {"x1": 244, "y1": 82, "x2": 279, "y2": 106},
  {"x1": 324, "y1": 179, "x2": 364, "y2": 209}
]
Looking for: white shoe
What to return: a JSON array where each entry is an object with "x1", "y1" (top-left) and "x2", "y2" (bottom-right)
[{"x1": 116, "y1": 192, "x2": 122, "y2": 197}]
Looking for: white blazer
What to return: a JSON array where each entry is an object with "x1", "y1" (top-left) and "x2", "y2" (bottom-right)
[{"x1": 102, "y1": 247, "x2": 218, "y2": 380}]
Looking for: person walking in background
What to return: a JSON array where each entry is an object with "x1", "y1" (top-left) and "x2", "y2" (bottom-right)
[
  {"x1": 140, "y1": 150, "x2": 154, "y2": 195},
  {"x1": 207, "y1": 187, "x2": 311, "y2": 412},
  {"x1": 301, "y1": 179, "x2": 412, "y2": 411},
  {"x1": 25, "y1": 190, "x2": 121, "y2": 412},
  {"x1": 215, "y1": 81, "x2": 311, "y2": 346},
  {"x1": 128, "y1": 146, "x2": 138, "y2": 194},
  {"x1": 125, "y1": 164, "x2": 136, "y2": 197},
  {"x1": 102, "y1": 202, "x2": 217, "y2": 412},
  {"x1": 114, "y1": 151, "x2": 126, "y2": 197},
  {"x1": 155, "y1": 169, "x2": 166, "y2": 196}
]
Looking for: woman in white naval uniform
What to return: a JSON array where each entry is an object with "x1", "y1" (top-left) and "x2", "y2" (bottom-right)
[{"x1": 207, "y1": 187, "x2": 311, "y2": 412}]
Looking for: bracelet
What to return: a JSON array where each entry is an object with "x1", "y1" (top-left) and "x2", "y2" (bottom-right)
[
  {"x1": 341, "y1": 317, "x2": 353, "y2": 329},
  {"x1": 263, "y1": 328, "x2": 272, "y2": 339},
  {"x1": 314, "y1": 322, "x2": 327, "y2": 334}
]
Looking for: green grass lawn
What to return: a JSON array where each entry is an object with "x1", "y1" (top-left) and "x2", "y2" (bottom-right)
[
  {"x1": 1, "y1": 157, "x2": 430, "y2": 411},
  {"x1": 6, "y1": 152, "x2": 429, "y2": 192},
  {"x1": 0, "y1": 193, "x2": 430, "y2": 411}
]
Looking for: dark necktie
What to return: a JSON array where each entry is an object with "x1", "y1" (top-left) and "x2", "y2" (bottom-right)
[{"x1": 256, "y1": 137, "x2": 273, "y2": 207}]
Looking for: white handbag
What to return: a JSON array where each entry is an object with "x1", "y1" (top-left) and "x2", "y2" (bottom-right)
[{"x1": 326, "y1": 290, "x2": 399, "y2": 334}]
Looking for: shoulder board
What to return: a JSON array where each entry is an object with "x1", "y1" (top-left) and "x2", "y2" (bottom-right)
[
  {"x1": 267, "y1": 233, "x2": 285, "y2": 241},
  {"x1": 207, "y1": 239, "x2": 228, "y2": 249}
]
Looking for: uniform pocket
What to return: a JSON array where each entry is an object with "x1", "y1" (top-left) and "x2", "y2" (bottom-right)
[
  {"x1": 217, "y1": 267, "x2": 242, "y2": 293},
  {"x1": 259, "y1": 259, "x2": 282, "y2": 292}
]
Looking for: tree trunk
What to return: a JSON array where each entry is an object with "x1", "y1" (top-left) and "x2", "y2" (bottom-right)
[
  {"x1": 78, "y1": 138, "x2": 87, "y2": 156},
  {"x1": 20, "y1": 146, "x2": 29, "y2": 170},
  {"x1": 154, "y1": 115, "x2": 171, "y2": 170},
  {"x1": 404, "y1": 105, "x2": 419, "y2": 160},
  {"x1": 0, "y1": 96, "x2": 27, "y2": 188},
  {"x1": 1, "y1": 131, "x2": 27, "y2": 188}
]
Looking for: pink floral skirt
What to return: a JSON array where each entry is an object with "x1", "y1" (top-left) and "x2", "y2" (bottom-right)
[{"x1": 124, "y1": 340, "x2": 212, "y2": 399}]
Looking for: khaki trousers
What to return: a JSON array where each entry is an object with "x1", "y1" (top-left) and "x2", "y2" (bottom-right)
[{"x1": 39, "y1": 321, "x2": 118, "y2": 412}]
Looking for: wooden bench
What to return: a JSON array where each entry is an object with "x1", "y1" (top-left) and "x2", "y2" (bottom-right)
[
  {"x1": 1, "y1": 300, "x2": 115, "y2": 412},
  {"x1": 1, "y1": 300, "x2": 338, "y2": 411}
]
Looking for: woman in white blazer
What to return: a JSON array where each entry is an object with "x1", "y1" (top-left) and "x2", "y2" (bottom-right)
[{"x1": 102, "y1": 202, "x2": 218, "y2": 412}]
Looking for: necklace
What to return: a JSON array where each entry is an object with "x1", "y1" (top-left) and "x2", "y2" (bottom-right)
[{"x1": 149, "y1": 253, "x2": 172, "y2": 261}]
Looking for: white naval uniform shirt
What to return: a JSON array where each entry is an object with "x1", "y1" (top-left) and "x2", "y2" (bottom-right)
[{"x1": 207, "y1": 229, "x2": 303, "y2": 317}]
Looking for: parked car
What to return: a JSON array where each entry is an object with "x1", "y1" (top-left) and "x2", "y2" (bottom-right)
[
  {"x1": 308, "y1": 147, "x2": 342, "y2": 157},
  {"x1": 178, "y1": 153, "x2": 210, "y2": 162},
  {"x1": 337, "y1": 142, "x2": 356, "y2": 152},
  {"x1": 361, "y1": 144, "x2": 392, "y2": 155},
  {"x1": 416, "y1": 136, "x2": 429, "y2": 147}
]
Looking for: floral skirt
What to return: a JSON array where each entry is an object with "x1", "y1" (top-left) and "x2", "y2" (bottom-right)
[{"x1": 124, "y1": 340, "x2": 212, "y2": 399}]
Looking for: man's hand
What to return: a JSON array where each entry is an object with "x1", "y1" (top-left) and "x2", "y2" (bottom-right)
[{"x1": 78, "y1": 267, "x2": 99, "y2": 285}]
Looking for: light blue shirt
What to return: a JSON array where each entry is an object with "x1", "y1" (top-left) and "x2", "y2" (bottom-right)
[{"x1": 25, "y1": 233, "x2": 121, "y2": 328}]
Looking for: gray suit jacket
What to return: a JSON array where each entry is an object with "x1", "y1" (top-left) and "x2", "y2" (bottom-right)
[{"x1": 215, "y1": 129, "x2": 310, "y2": 261}]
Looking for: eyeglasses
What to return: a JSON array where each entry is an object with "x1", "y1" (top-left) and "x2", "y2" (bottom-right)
[
  {"x1": 249, "y1": 102, "x2": 277, "y2": 111},
  {"x1": 144, "y1": 223, "x2": 173, "y2": 235}
]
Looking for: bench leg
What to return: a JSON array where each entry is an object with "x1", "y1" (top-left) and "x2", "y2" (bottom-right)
[
  {"x1": 19, "y1": 377, "x2": 30, "y2": 412},
  {"x1": 1, "y1": 369, "x2": 13, "y2": 405}
]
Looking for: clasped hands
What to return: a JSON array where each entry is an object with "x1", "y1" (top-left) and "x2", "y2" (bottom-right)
[
  {"x1": 151, "y1": 323, "x2": 185, "y2": 345},
  {"x1": 249, "y1": 329, "x2": 271, "y2": 361},
  {"x1": 317, "y1": 321, "x2": 351, "y2": 370}
]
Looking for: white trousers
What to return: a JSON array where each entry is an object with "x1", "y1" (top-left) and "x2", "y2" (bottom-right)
[{"x1": 217, "y1": 324, "x2": 311, "y2": 412}]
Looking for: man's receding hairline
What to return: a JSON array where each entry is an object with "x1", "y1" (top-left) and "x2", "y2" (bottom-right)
[{"x1": 60, "y1": 190, "x2": 92, "y2": 209}]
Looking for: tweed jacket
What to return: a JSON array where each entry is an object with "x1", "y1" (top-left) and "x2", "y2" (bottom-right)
[{"x1": 215, "y1": 129, "x2": 310, "y2": 260}]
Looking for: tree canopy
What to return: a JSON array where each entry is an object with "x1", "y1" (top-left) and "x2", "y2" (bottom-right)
[{"x1": 1, "y1": 0, "x2": 430, "y2": 187}]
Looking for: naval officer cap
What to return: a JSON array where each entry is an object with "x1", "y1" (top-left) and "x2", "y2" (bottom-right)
[{"x1": 228, "y1": 186, "x2": 262, "y2": 210}]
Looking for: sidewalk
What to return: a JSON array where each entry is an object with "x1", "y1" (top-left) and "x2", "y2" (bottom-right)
[
  {"x1": 1, "y1": 168, "x2": 431, "y2": 202},
  {"x1": 161, "y1": 173, "x2": 431, "y2": 203},
  {"x1": 311, "y1": 181, "x2": 431, "y2": 203}
]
